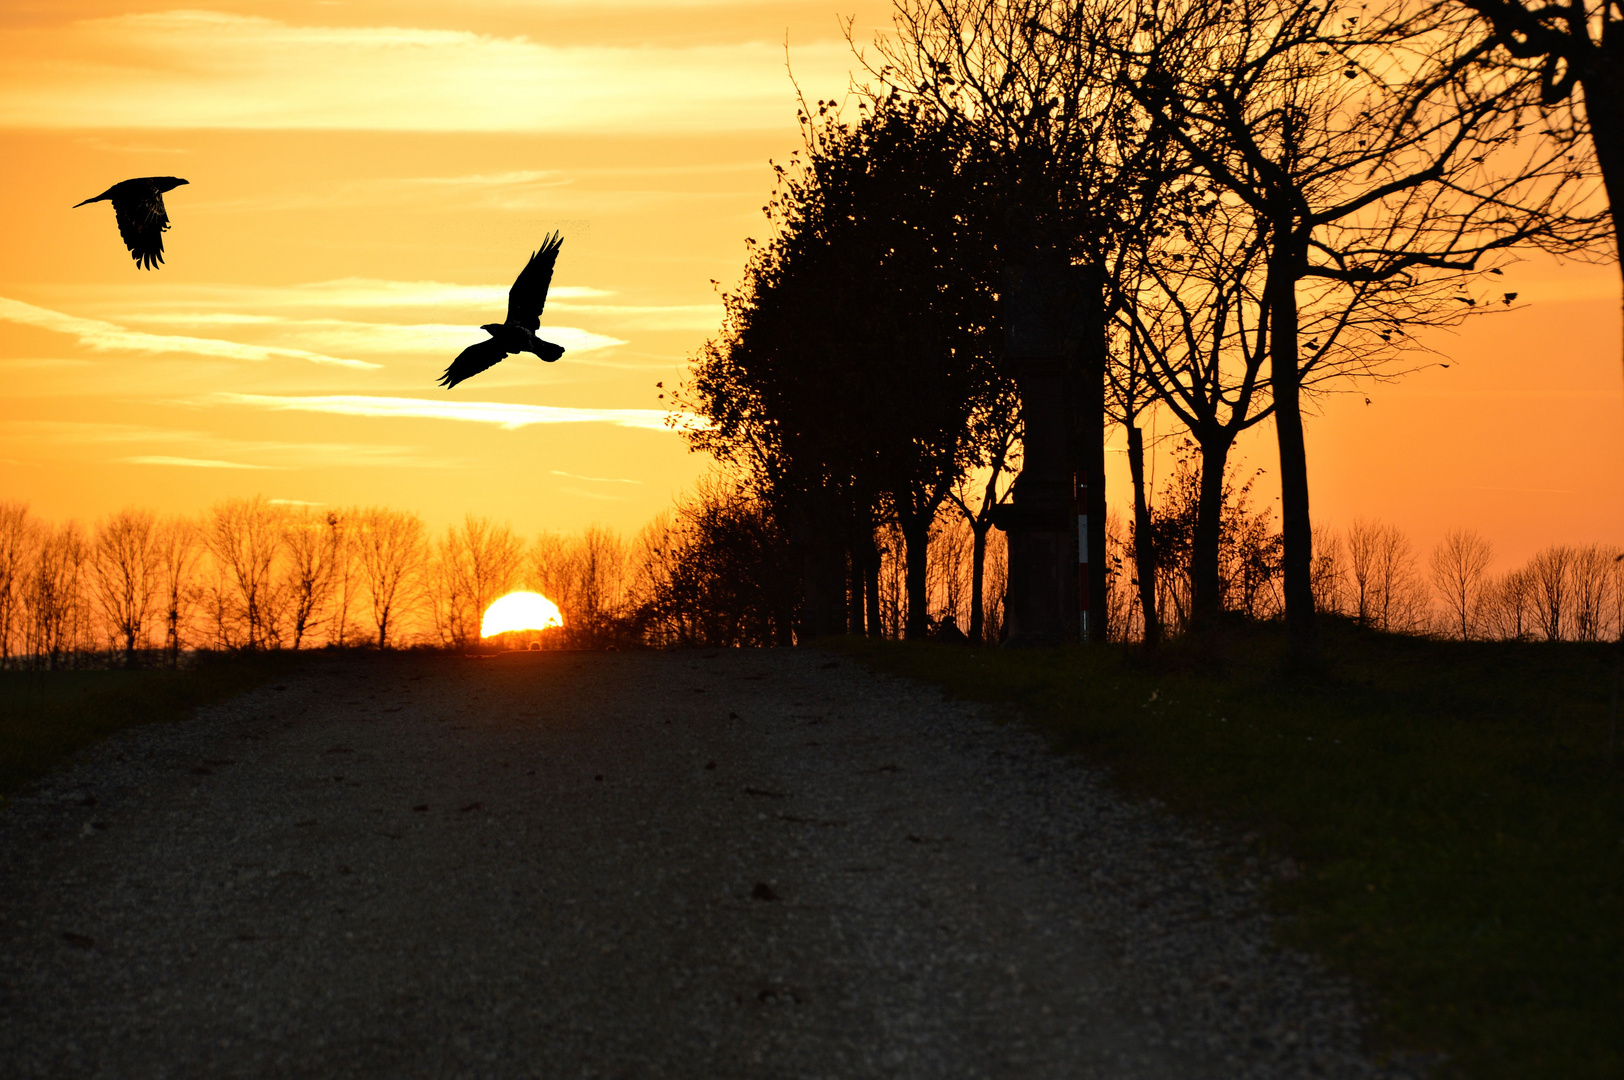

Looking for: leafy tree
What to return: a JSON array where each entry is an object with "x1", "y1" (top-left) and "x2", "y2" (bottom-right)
[{"x1": 680, "y1": 96, "x2": 1007, "y2": 639}]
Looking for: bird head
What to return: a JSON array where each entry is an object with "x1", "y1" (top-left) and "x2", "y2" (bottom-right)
[
  {"x1": 157, "y1": 177, "x2": 190, "y2": 192},
  {"x1": 479, "y1": 323, "x2": 505, "y2": 336}
]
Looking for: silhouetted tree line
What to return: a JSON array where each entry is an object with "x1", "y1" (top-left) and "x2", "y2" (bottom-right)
[
  {"x1": 0, "y1": 499, "x2": 654, "y2": 667},
  {"x1": 669, "y1": 0, "x2": 1613, "y2": 652},
  {"x1": 0, "y1": 491, "x2": 1014, "y2": 663},
  {"x1": 679, "y1": 95, "x2": 1014, "y2": 642}
]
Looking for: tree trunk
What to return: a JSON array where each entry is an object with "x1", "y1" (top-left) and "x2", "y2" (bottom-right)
[
  {"x1": 847, "y1": 544, "x2": 864, "y2": 636},
  {"x1": 1078, "y1": 263, "x2": 1109, "y2": 642},
  {"x1": 1126, "y1": 423, "x2": 1161, "y2": 648},
  {"x1": 789, "y1": 497, "x2": 846, "y2": 641},
  {"x1": 1190, "y1": 430, "x2": 1233, "y2": 630},
  {"x1": 968, "y1": 521, "x2": 989, "y2": 644},
  {"x1": 1267, "y1": 250, "x2": 1319, "y2": 663},
  {"x1": 1579, "y1": 52, "x2": 1624, "y2": 385},
  {"x1": 865, "y1": 542, "x2": 882, "y2": 638},
  {"x1": 900, "y1": 513, "x2": 931, "y2": 640}
]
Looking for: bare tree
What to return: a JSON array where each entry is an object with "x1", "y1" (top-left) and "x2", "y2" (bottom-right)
[
  {"x1": 1116, "y1": 0, "x2": 1607, "y2": 661},
  {"x1": 1310, "y1": 524, "x2": 1347, "y2": 615},
  {"x1": 927, "y1": 510, "x2": 975, "y2": 631},
  {"x1": 356, "y1": 507, "x2": 426, "y2": 649},
  {"x1": 1347, "y1": 520, "x2": 1428, "y2": 632},
  {"x1": 981, "y1": 525, "x2": 1009, "y2": 643},
  {"x1": 1528, "y1": 543, "x2": 1574, "y2": 640},
  {"x1": 204, "y1": 497, "x2": 285, "y2": 651},
  {"x1": 442, "y1": 516, "x2": 525, "y2": 647},
  {"x1": 1482, "y1": 565, "x2": 1537, "y2": 639},
  {"x1": 529, "y1": 531, "x2": 581, "y2": 636},
  {"x1": 574, "y1": 525, "x2": 631, "y2": 646},
  {"x1": 90, "y1": 508, "x2": 160, "y2": 665},
  {"x1": 280, "y1": 508, "x2": 341, "y2": 649},
  {"x1": 27, "y1": 521, "x2": 91, "y2": 668},
  {"x1": 1611, "y1": 549, "x2": 1624, "y2": 642},
  {"x1": 1567, "y1": 542, "x2": 1616, "y2": 641},
  {"x1": 1430, "y1": 527, "x2": 1495, "y2": 639},
  {"x1": 0, "y1": 501, "x2": 34, "y2": 665},
  {"x1": 1112, "y1": 190, "x2": 1277, "y2": 629},
  {"x1": 154, "y1": 516, "x2": 201, "y2": 663},
  {"x1": 945, "y1": 390, "x2": 1021, "y2": 643},
  {"x1": 323, "y1": 509, "x2": 365, "y2": 648}
]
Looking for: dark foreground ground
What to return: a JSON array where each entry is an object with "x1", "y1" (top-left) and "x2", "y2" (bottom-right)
[{"x1": 0, "y1": 649, "x2": 1394, "y2": 1079}]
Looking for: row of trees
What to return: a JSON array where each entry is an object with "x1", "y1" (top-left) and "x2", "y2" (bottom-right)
[
  {"x1": 1313, "y1": 525, "x2": 1624, "y2": 641},
  {"x1": 0, "y1": 487, "x2": 1613, "y2": 665},
  {"x1": 677, "y1": 0, "x2": 1616, "y2": 656},
  {"x1": 0, "y1": 499, "x2": 644, "y2": 668}
]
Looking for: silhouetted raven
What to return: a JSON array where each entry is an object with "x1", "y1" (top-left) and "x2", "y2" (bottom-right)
[
  {"x1": 73, "y1": 177, "x2": 189, "y2": 270},
  {"x1": 439, "y1": 233, "x2": 566, "y2": 389}
]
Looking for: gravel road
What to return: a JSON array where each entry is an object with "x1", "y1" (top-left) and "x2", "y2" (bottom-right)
[{"x1": 0, "y1": 649, "x2": 1404, "y2": 1079}]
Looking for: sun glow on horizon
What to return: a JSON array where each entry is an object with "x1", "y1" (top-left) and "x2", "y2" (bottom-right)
[{"x1": 481, "y1": 591, "x2": 563, "y2": 638}]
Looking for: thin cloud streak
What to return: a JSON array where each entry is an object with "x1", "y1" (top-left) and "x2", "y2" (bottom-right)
[
  {"x1": 125, "y1": 455, "x2": 273, "y2": 470},
  {"x1": 215, "y1": 393, "x2": 700, "y2": 432},
  {"x1": 550, "y1": 470, "x2": 643, "y2": 484},
  {"x1": 0, "y1": 12, "x2": 860, "y2": 132},
  {"x1": 86, "y1": 279, "x2": 610, "y2": 312},
  {"x1": 0, "y1": 297, "x2": 379, "y2": 369},
  {"x1": 119, "y1": 316, "x2": 626, "y2": 357},
  {"x1": 9, "y1": 421, "x2": 438, "y2": 470},
  {"x1": 557, "y1": 487, "x2": 629, "y2": 502}
]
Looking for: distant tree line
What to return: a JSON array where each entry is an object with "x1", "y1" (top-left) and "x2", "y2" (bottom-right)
[
  {"x1": 0, "y1": 484, "x2": 1614, "y2": 667},
  {"x1": 672, "y1": 0, "x2": 1614, "y2": 654},
  {"x1": 0, "y1": 498, "x2": 648, "y2": 668}
]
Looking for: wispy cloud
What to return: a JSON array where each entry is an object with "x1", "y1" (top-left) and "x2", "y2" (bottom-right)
[
  {"x1": 0, "y1": 297, "x2": 379, "y2": 369},
  {"x1": 550, "y1": 470, "x2": 643, "y2": 485},
  {"x1": 0, "y1": 12, "x2": 859, "y2": 132},
  {"x1": 214, "y1": 393, "x2": 698, "y2": 432},
  {"x1": 119, "y1": 315, "x2": 625, "y2": 357},
  {"x1": 124, "y1": 455, "x2": 272, "y2": 470},
  {"x1": 84, "y1": 278, "x2": 610, "y2": 313},
  {"x1": 392, "y1": 170, "x2": 566, "y2": 188},
  {"x1": 10, "y1": 421, "x2": 437, "y2": 470}
]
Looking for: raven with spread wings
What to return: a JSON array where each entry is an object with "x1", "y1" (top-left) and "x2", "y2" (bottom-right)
[
  {"x1": 438, "y1": 234, "x2": 566, "y2": 389},
  {"x1": 73, "y1": 177, "x2": 189, "y2": 270}
]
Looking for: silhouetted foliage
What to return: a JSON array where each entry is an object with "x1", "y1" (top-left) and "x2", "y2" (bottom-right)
[
  {"x1": 1456, "y1": 0, "x2": 1624, "y2": 269},
  {"x1": 678, "y1": 96, "x2": 1009, "y2": 638},
  {"x1": 1130, "y1": 440, "x2": 1284, "y2": 634},
  {"x1": 1102, "y1": 0, "x2": 1607, "y2": 660},
  {"x1": 634, "y1": 479, "x2": 797, "y2": 648}
]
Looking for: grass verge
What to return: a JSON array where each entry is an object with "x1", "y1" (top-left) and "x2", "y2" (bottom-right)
[
  {"x1": 1, "y1": 653, "x2": 307, "y2": 798},
  {"x1": 827, "y1": 620, "x2": 1623, "y2": 1080}
]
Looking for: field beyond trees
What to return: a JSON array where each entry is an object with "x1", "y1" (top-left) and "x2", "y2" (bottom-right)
[{"x1": 831, "y1": 624, "x2": 1624, "y2": 1080}]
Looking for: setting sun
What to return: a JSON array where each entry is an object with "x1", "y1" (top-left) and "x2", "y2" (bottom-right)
[{"x1": 481, "y1": 591, "x2": 563, "y2": 638}]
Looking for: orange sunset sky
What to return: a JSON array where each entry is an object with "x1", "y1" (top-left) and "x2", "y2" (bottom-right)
[{"x1": 0, "y1": 0, "x2": 1619, "y2": 568}]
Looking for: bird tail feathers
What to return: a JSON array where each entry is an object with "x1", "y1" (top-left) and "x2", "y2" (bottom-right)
[{"x1": 531, "y1": 340, "x2": 565, "y2": 363}]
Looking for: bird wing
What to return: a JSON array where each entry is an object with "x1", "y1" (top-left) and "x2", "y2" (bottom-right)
[
  {"x1": 113, "y1": 184, "x2": 170, "y2": 270},
  {"x1": 438, "y1": 336, "x2": 510, "y2": 389},
  {"x1": 505, "y1": 233, "x2": 563, "y2": 331}
]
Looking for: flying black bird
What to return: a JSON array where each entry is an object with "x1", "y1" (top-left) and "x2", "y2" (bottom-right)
[
  {"x1": 73, "y1": 176, "x2": 189, "y2": 270},
  {"x1": 439, "y1": 234, "x2": 566, "y2": 389}
]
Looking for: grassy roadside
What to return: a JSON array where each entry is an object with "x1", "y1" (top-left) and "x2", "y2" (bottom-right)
[
  {"x1": 827, "y1": 622, "x2": 1623, "y2": 1080},
  {"x1": 0, "y1": 653, "x2": 307, "y2": 798}
]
